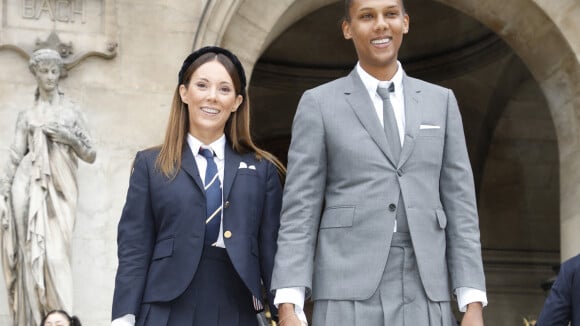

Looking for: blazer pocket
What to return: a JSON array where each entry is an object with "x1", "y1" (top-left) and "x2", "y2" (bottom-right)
[
  {"x1": 435, "y1": 209, "x2": 447, "y2": 229},
  {"x1": 320, "y1": 206, "x2": 355, "y2": 229},
  {"x1": 418, "y1": 128, "x2": 444, "y2": 138},
  {"x1": 237, "y1": 169, "x2": 258, "y2": 176},
  {"x1": 152, "y1": 237, "x2": 174, "y2": 260}
]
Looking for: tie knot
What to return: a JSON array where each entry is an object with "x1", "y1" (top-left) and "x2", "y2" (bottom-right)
[
  {"x1": 377, "y1": 82, "x2": 395, "y2": 100},
  {"x1": 199, "y1": 148, "x2": 214, "y2": 159}
]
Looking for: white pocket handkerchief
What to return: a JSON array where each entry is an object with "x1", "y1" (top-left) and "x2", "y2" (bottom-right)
[
  {"x1": 419, "y1": 124, "x2": 440, "y2": 129},
  {"x1": 238, "y1": 162, "x2": 256, "y2": 170}
]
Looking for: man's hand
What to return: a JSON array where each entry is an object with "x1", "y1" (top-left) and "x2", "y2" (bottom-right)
[
  {"x1": 278, "y1": 303, "x2": 302, "y2": 326},
  {"x1": 461, "y1": 302, "x2": 484, "y2": 326}
]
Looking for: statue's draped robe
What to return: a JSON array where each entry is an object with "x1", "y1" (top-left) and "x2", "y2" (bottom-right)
[{"x1": 1, "y1": 97, "x2": 91, "y2": 326}]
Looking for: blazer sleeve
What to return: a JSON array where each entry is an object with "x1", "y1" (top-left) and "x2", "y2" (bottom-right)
[
  {"x1": 271, "y1": 90, "x2": 327, "y2": 298},
  {"x1": 536, "y1": 258, "x2": 575, "y2": 325},
  {"x1": 111, "y1": 151, "x2": 156, "y2": 320},
  {"x1": 259, "y1": 161, "x2": 283, "y2": 315},
  {"x1": 438, "y1": 90, "x2": 486, "y2": 292}
]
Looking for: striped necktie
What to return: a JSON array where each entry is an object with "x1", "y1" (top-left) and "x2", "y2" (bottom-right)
[{"x1": 199, "y1": 148, "x2": 222, "y2": 246}]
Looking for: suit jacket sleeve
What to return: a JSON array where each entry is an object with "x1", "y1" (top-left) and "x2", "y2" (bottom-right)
[
  {"x1": 439, "y1": 90, "x2": 486, "y2": 291},
  {"x1": 271, "y1": 90, "x2": 327, "y2": 298},
  {"x1": 112, "y1": 151, "x2": 156, "y2": 319},
  {"x1": 537, "y1": 257, "x2": 577, "y2": 325},
  {"x1": 259, "y1": 161, "x2": 283, "y2": 315}
]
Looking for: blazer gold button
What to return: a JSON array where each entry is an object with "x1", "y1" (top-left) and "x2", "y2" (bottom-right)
[
  {"x1": 224, "y1": 201, "x2": 230, "y2": 208},
  {"x1": 224, "y1": 230, "x2": 232, "y2": 238}
]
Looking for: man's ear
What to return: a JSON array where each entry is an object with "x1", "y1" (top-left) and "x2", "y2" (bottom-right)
[{"x1": 342, "y1": 20, "x2": 352, "y2": 40}]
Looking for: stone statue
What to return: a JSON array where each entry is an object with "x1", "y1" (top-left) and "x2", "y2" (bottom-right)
[{"x1": 0, "y1": 48, "x2": 96, "y2": 326}]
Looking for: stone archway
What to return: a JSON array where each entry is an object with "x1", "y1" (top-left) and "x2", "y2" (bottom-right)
[
  {"x1": 195, "y1": 0, "x2": 580, "y2": 259},
  {"x1": 436, "y1": 0, "x2": 580, "y2": 261}
]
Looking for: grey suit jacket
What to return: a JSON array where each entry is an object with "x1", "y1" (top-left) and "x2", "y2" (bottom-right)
[{"x1": 271, "y1": 69, "x2": 486, "y2": 303}]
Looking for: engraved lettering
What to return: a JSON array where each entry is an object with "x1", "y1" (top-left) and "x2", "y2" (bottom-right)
[
  {"x1": 71, "y1": 0, "x2": 86, "y2": 24},
  {"x1": 21, "y1": 0, "x2": 36, "y2": 18},
  {"x1": 20, "y1": 0, "x2": 88, "y2": 24},
  {"x1": 55, "y1": 0, "x2": 70, "y2": 22},
  {"x1": 35, "y1": 0, "x2": 55, "y2": 20}
]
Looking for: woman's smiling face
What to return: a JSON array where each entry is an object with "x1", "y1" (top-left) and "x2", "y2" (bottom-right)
[{"x1": 179, "y1": 59, "x2": 243, "y2": 144}]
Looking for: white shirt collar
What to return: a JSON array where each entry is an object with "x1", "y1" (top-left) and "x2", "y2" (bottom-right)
[
  {"x1": 187, "y1": 133, "x2": 226, "y2": 160},
  {"x1": 356, "y1": 61, "x2": 404, "y2": 96}
]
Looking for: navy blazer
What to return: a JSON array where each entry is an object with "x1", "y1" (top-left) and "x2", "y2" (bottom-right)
[
  {"x1": 537, "y1": 254, "x2": 580, "y2": 326},
  {"x1": 112, "y1": 142, "x2": 282, "y2": 319}
]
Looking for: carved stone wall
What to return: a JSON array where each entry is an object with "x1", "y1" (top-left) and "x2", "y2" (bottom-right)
[{"x1": 0, "y1": 0, "x2": 577, "y2": 325}]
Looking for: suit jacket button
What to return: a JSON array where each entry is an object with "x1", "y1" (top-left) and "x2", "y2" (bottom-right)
[
  {"x1": 224, "y1": 230, "x2": 232, "y2": 239},
  {"x1": 224, "y1": 201, "x2": 230, "y2": 208},
  {"x1": 388, "y1": 204, "x2": 396, "y2": 212},
  {"x1": 397, "y1": 169, "x2": 403, "y2": 177}
]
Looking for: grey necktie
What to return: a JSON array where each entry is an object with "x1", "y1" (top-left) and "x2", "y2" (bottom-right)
[
  {"x1": 377, "y1": 83, "x2": 409, "y2": 233},
  {"x1": 377, "y1": 83, "x2": 401, "y2": 163}
]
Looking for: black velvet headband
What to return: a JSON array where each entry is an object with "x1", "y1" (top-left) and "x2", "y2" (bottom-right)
[{"x1": 178, "y1": 46, "x2": 247, "y2": 96}]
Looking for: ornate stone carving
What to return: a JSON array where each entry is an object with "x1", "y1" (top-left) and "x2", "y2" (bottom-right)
[
  {"x1": 0, "y1": 0, "x2": 118, "y2": 68},
  {"x1": 0, "y1": 48, "x2": 96, "y2": 326}
]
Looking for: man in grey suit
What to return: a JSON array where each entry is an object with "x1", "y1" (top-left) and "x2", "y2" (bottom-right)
[{"x1": 271, "y1": 0, "x2": 487, "y2": 325}]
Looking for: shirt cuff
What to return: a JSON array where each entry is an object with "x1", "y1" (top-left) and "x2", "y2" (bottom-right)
[
  {"x1": 111, "y1": 314, "x2": 135, "y2": 326},
  {"x1": 274, "y1": 287, "x2": 308, "y2": 324},
  {"x1": 455, "y1": 287, "x2": 488, "y2": 312}
]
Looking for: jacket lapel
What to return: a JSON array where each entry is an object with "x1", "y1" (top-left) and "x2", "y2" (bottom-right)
[
  {"x1": 223, "y1": 142, "x2": 241, "y2": 201},
  {"x1": 344, "y1": 69, "x2": 396, "y2": 165},
  {"x1": 181, "y1": 143, "x2": 205, "y2": 192},
  {"x1": 399, "y1": 74, "x2": 422, "y2": 168}
]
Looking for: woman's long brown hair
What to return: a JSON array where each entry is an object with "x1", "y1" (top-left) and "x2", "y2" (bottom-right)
[{"x1": 156, "y1": 52, "x2": 285, "y2": 179}]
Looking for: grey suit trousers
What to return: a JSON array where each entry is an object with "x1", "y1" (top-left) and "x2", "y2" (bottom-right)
[{"x1": 312, "y1": 233, "x2": 455, "y2": 326}]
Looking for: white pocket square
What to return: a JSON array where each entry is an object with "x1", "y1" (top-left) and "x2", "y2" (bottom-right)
[
  {"x1": 238, "y1": 162, "x2": 256, "y2": 170},
  {"x1": 419, "y1": 124, "x2": 440, "y2": 129}
]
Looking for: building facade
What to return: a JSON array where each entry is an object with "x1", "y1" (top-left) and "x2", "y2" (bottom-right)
[{"x1": 0, "y1": 0, "x2": 578, "y2": 324}]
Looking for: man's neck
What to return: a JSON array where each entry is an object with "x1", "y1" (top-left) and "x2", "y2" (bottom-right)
[{"x1": 359, "y1": 61, "x2": 399, "y2": 81}]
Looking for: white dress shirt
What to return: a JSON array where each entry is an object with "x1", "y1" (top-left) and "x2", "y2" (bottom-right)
[
  {"x1": 273, "y1": 62, "x2": 487, "y2": 324},
  {"x1": 112, "y1": 134, "x2": 227, "y2": 326}
]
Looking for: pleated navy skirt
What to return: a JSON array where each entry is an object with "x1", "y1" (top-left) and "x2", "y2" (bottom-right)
[{"x1": 136, "y1": 246, "x2": 258, "y2": 326}]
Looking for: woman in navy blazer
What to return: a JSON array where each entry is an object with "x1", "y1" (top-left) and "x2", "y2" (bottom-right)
[{"x1": 111, "y1": 46, "x2": 285, "y2": 326}]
